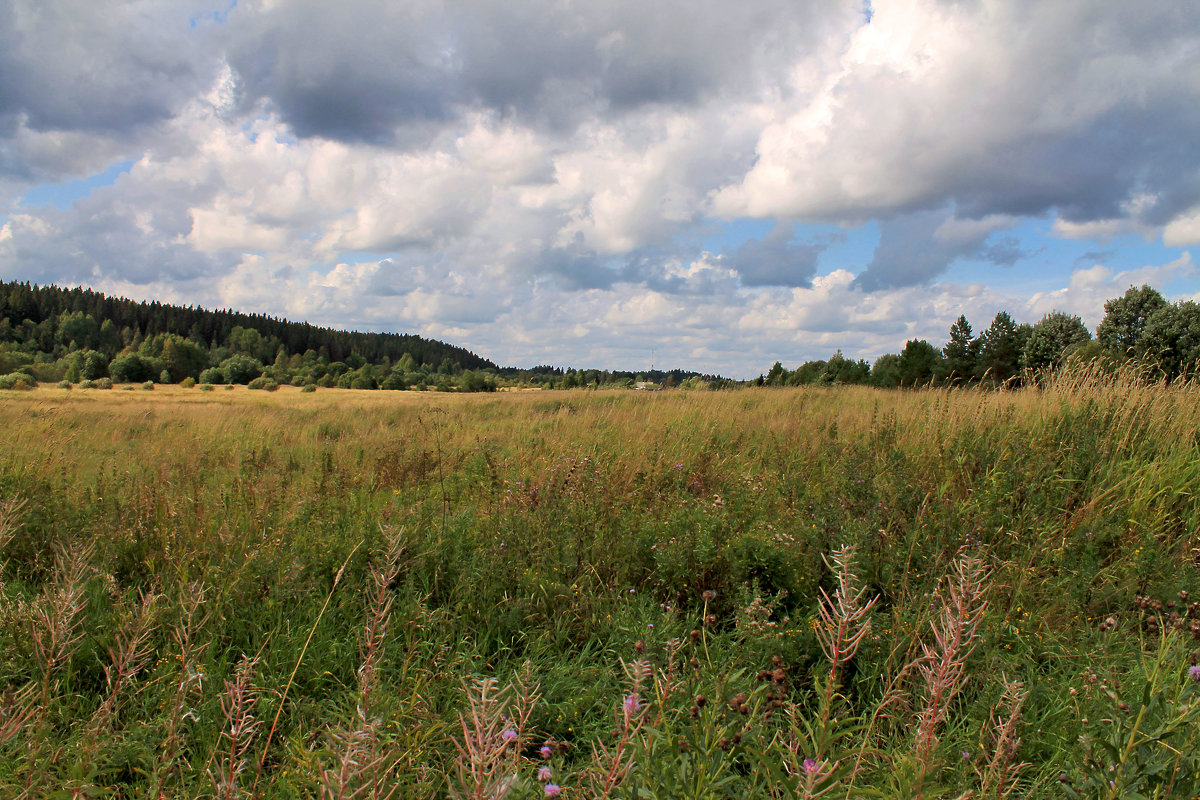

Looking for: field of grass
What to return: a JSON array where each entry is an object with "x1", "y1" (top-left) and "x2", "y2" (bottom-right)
[{"x1": 1, "y1": 375, "x2": 1199, "y2": 799}]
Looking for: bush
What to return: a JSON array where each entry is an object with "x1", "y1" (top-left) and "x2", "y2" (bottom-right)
[
  {"x1": 79, "y1": 379, "x2": 97, "y2": 389},
  {"x1": 225, "y1": 384, "x2": 235, "y2": 391},
  {"x1": 96, "y1": 377, "x2": 113, "y2": 390},
  {"x1": 219, "y1": 354, "x2": 264, "y2": 385},
  {"x1": 0, "y1": 373, "x2": 35, "y2": 390},
  {"x1": 247, "y1": 376, "x2": 279, "y2": 391},
  {"x1": 198, "y1": 383, "x2": 215, "y2": 392},
  {"x1": 199, "y1": 367, "x2": 225, "y2": 385},
  {"x1": 300, "y1": 383, "x2": 317, "y2": 393},
  {"x1": 109, "y1": 353, "x2": 158, "y2": 384},
  {"x1": 141, "y1": 381, "x2": 154, "y2": 391},
  {"x1": 56, "y1": 380, "x2": 72, "y2": 390},
  {"x1": 180, "y1": 377, "x2": 196, "y2": 388}
]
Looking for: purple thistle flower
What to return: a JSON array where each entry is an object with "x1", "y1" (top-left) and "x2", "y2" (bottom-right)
[
  {"x1": 544, "y1": 783, "x2": 562, "y2": 798},
  {"x1": 623, "y1": 694, "x2": 641, "y2": 715},
  {"x1": 1190, "y1": 665, "x2": 1200, "y2": 682},
  {"x1": 540, "y1": 744, "x2": 553, "y2": 759},
  {"x1": 802, "y1": 758, "x2": 820, "y2": 775},
  {"x1": 501, "y1": 729, "x2": 518, "y2": 744}
]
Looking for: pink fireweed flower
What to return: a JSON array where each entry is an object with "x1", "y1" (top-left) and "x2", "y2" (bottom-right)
[
  {"x1": 537, "y1": 767, "x2": 553, "y2": 783},
  {"x1": 544, "y1": 783, "x2": 562, "y2": 797}
]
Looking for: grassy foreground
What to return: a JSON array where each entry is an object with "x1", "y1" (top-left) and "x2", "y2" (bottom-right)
[{"x1": 1, "y1": 377, "x2": 1199, "y2": 799}]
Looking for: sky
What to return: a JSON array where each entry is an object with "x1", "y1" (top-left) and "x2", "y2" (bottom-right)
[{"x1": 1, "y1": 0, "x2": 1198, "y2": 378}]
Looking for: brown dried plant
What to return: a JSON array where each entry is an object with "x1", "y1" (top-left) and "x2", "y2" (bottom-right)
[
  {"x1": 913, "y1": 554, "x2": 989, "y2": 769},
  {"x1": 585, "y1": 658, "x2": 652, "y2": 799},
  {"x1": 975, "y1": 678, "x2": 1030, "y2": 800},
  {"x1": 815, "y1": 545, "x2": 879, "y2": 725},
  {"x1": 318, "y1": 533, "x2": 408, "y2": 800},
  {"x1": 24, "y1": 542, "x2": 93, "y2": 797},
  {"x1": 209, "y1": 655, "x2": 262, "y2": 800},
  {"x1": 153, "y1": 580, "x2": 210, "y2": 796},
  {"x1": 80, "y1": 588, "x2": 161, "y2": 762},
  {"x1": 449, "y1": 666, "x2": 540, "y2": 800}
]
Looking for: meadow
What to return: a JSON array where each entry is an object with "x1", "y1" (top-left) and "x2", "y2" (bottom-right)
[{"x1": 1, "y1": 374, "x2": 1198, "y2": 799}]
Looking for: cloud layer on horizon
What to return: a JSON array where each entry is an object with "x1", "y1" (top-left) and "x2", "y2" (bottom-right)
[{"x1": 1, "y1": 0, "x2": 1199, "y2": 376}]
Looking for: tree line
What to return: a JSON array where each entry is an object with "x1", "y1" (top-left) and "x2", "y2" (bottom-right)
[
  {"x1": 757, "y1": 285, "x2": 1200, "y2": 388},
  {"x1": 0, "y1": 280, "x2": 726, "y2": 391},
  {"x1": 0, "y1": 280, "x2": 500, "y2": 390}
]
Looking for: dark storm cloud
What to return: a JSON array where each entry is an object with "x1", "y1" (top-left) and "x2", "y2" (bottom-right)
[
  {"x1": 854, "y1": 211, "x2": 1011, "y2": 291},
  {"x1": 533, "y1": 238, "x2": 621, "y2": 291},
  {"x1": 940, "y1": 2, "x2": 1200, "y2": 227},
  {"x1": 725, "y1": 226, "x2": 829, "y2": 287},
  {"x1": 0, "y1": 1, "x2": 215, "y2": 139},
  {"x1": 227, "y1": 0, "x2": 839, "y2": 143},
  {"x1": 979, "y1": 236, "x2": 1034, "y2": 268}
]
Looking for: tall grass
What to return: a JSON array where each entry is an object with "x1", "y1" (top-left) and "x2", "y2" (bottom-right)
[{"x1": 1, "y1": 369, "x2": 1198, "y2": 796}]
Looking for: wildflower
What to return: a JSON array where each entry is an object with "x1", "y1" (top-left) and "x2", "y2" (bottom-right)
[
  {"x1": 623, "y1": 694, "x2": 641, "y2": 715},
  {"x1": 501, "y1": 729, "x2": 518, "y2": 744},
  {"x1": 540, "y1": 744, "x2": 553, "y2": 759},
  {"x1": 537, "y1": 767, "x2": 553, "y2": 783},
  {"x1": 1189, "y1": 665, "x2": 1200, "y2": 682},
  {"x1": 544, "y1": 783, "x2": 562, "y2": 797},
  {"x1": 802, "y1": 758, "x2": 820, "y2": 774}
]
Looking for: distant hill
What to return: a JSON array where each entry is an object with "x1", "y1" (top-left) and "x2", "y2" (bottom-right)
[{"x1": 0, "y1": 280, "x2": 495, "y2": 372}]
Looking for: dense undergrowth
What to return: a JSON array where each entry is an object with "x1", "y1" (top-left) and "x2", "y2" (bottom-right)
[{"x1": 1, "y1": 370, "x2": 1198, "y2": 798}]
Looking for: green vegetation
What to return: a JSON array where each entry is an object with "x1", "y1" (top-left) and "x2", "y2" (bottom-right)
[
  {"x1": 1, "y1": 371, "x2": 1198, "y2": 798},
  {"x1": 760, "y1": 286, "x2": 1200, "y2": 388},
  {"x1": 0, "y1": 281, "x2": 726, "y2": 391}
]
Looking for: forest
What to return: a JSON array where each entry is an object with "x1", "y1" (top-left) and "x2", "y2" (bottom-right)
[
  {"x1": 0, "y1": 281, "x2": 723, "y2": 391},
  {"x1": 1, "y1": 280, "x2": 1198, "y2": 392}
]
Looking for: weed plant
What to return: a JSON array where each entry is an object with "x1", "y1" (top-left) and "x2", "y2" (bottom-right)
[{"x1": 0, "y1": 366, "x2": 1198, "y2": 797}]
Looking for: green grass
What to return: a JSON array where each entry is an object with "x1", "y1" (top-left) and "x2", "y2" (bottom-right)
[{"x1": 0, "y1": 376, "x2": 1198, "y2": 798}]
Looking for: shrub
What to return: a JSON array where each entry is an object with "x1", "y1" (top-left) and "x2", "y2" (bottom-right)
[
  {"x1": 198, "y1": 383, "x2": 215, "y2": 392},
  {"x1": 180, "y1": 377, "x2": 196, "y2": 388},
  {"x1": 247, "y1": 376, "x2": 278, "y2": 391},
  {"x1": 95, "y1": 377, "x2": 113, "y2": 389},
  {"x1": 225, "y1": 384, "x2": 235, "y2": 391},
  {"x1": 141, "y1": 381, "x2": 154, "y2": 391},
  {"x1": 109, "y1": 353, "x2": 158, "y2": 383},
  {"x1": 0, "y1": 373, "x2": 36, "y2": 390},
  {"x1": 300, "y1": 383, "x2": 317, "y2": 393},
  {"x1": 199, "y1": 367, "x2": 225, "y2": 385},
  {"x1": 56, "y1": 380, "x2": 72, "y2": 390},
  {"x1": 79, "y1": 379, "x2": 97, "y2": 389},
  {"x1": 219, "y1": 354, "x2": 264, "y2": 385}
]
